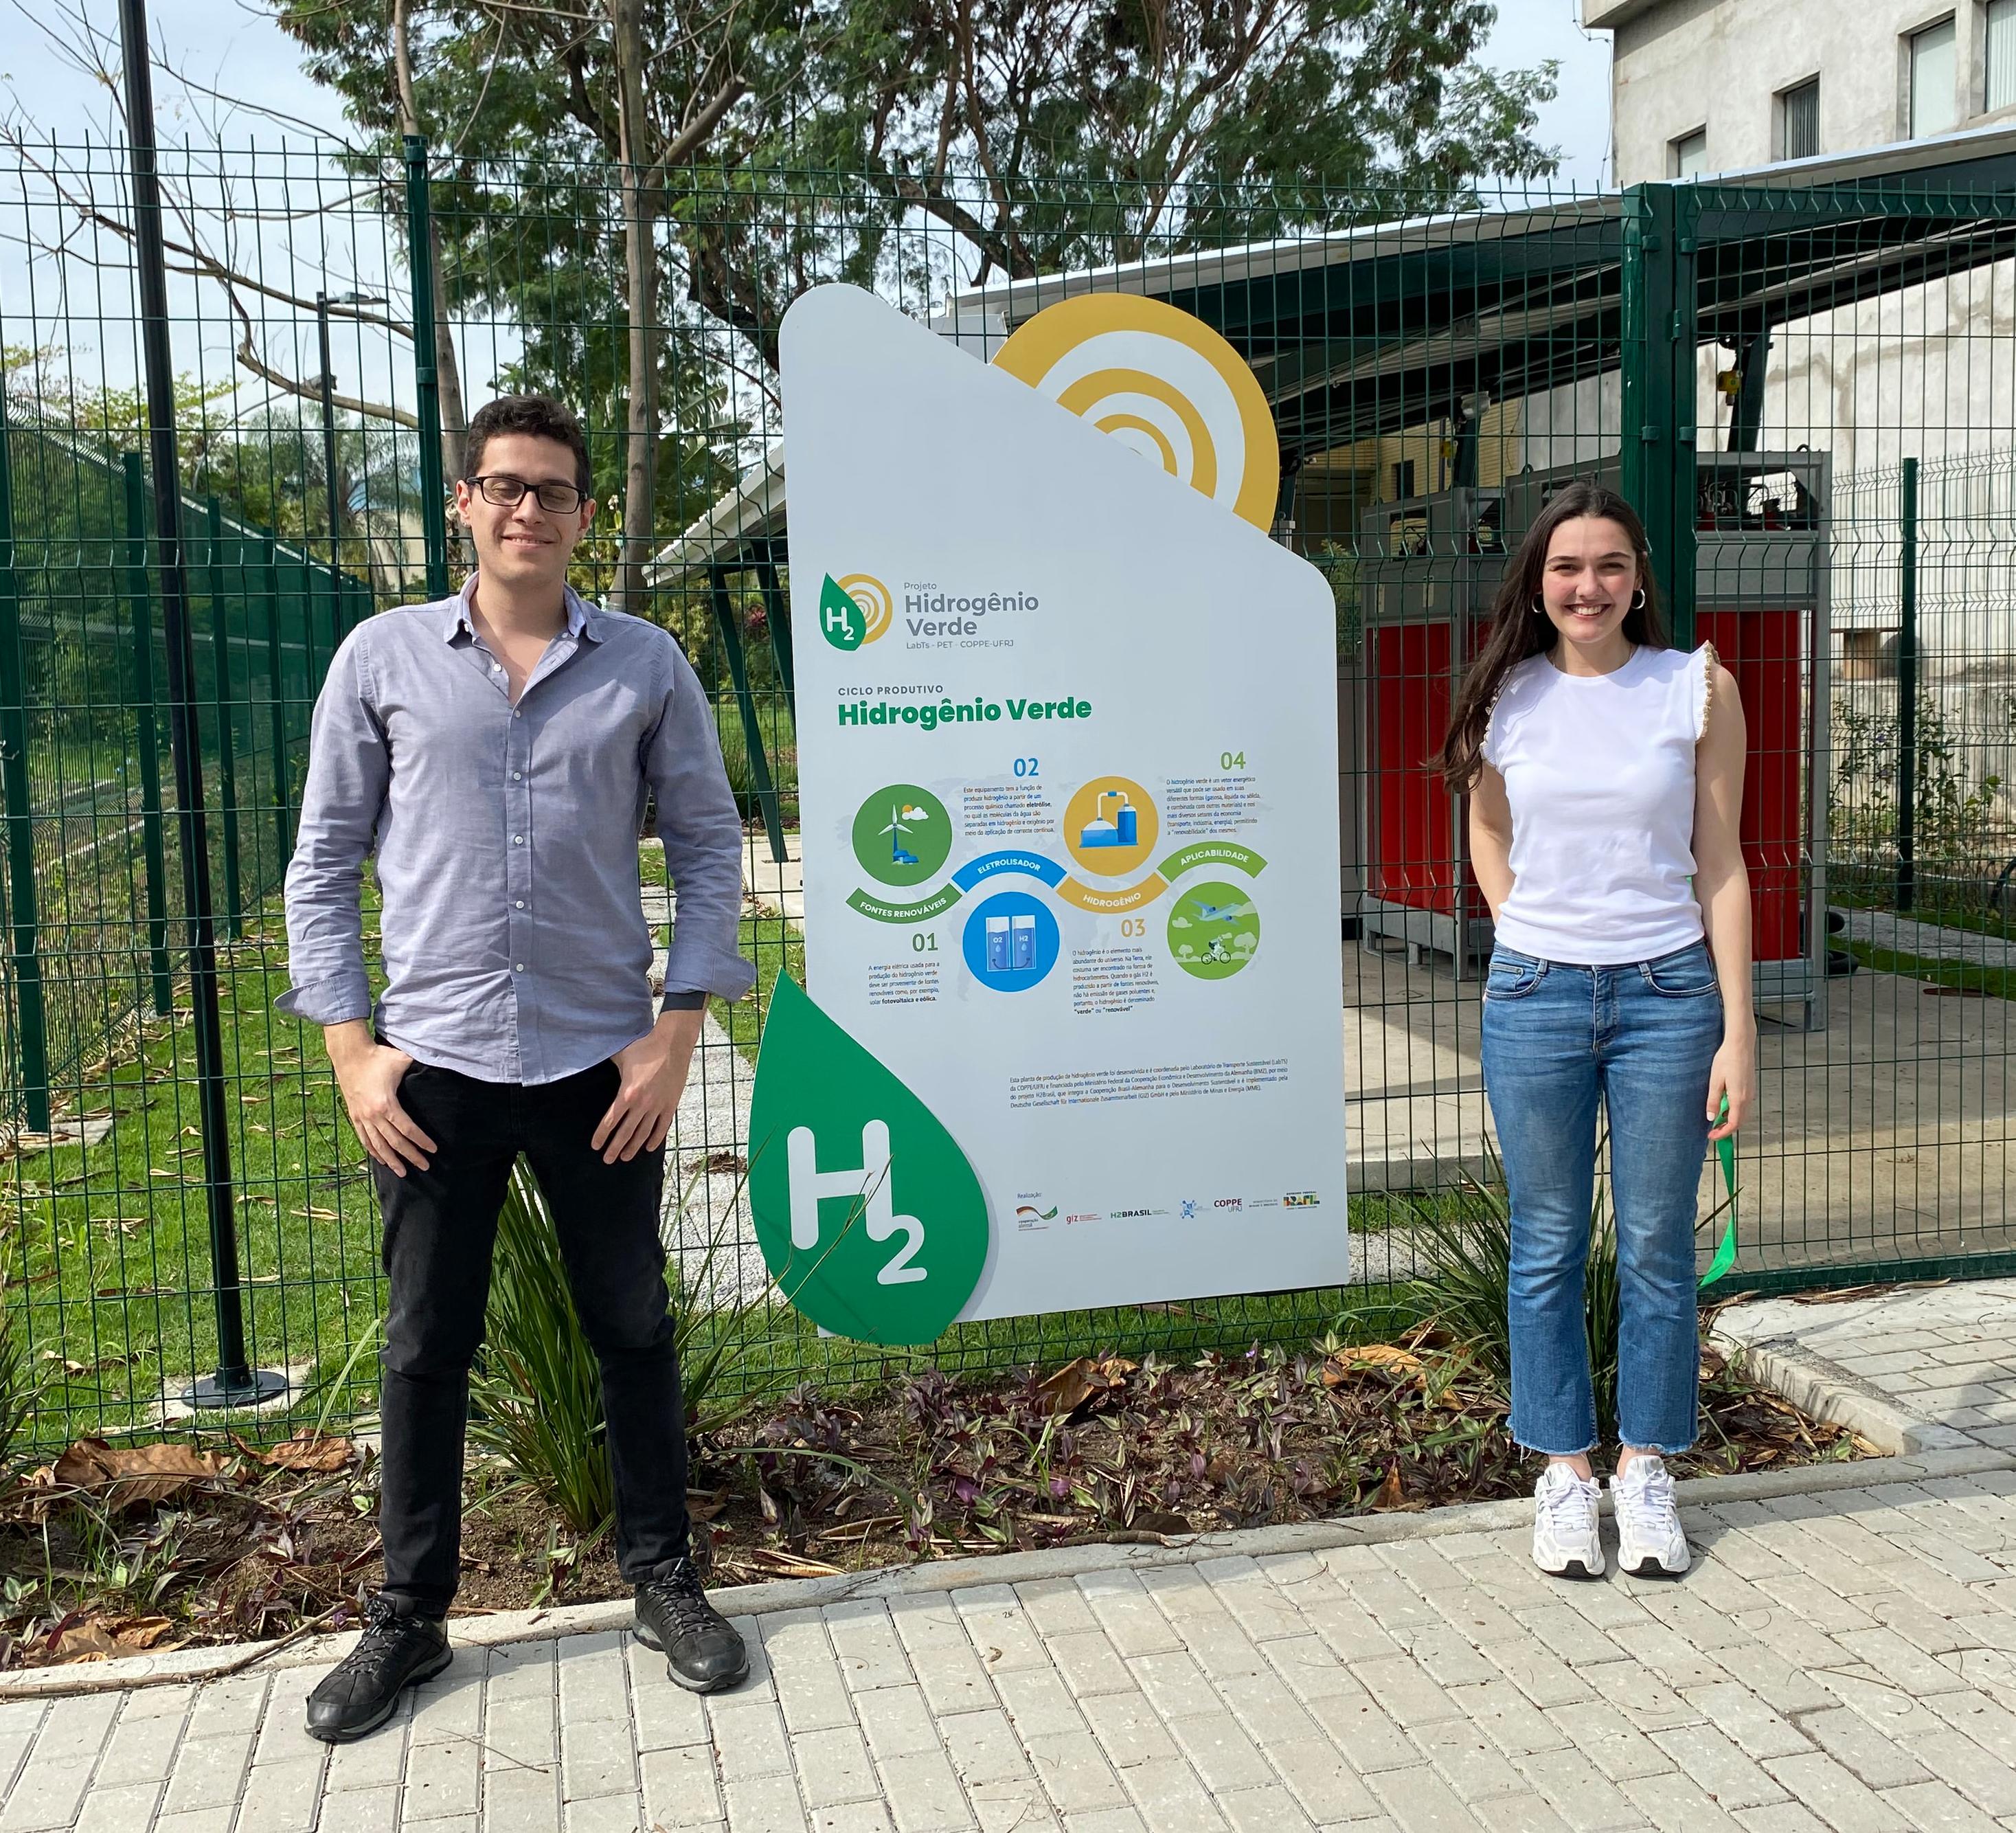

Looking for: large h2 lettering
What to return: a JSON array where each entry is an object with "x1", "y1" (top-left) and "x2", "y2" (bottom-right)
[{"x1": 786, "y1": 1119, "x2": 927, "y2": 1284}]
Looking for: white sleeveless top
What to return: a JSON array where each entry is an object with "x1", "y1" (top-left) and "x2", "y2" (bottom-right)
[{"x1": 1481, "y1": 643, "x2": 1714, "y2": 965}]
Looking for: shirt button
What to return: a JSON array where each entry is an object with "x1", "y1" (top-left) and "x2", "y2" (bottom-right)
[
  {"x1": 513, "y1": 710, "x2": 522, "y2": 719},
  {"x1": 514, "y1": 963, "x2": 525, "y2": 973},
  {"x1": 512, "y1": 771, "x2": 523, "y2": 780},
  {"x1": 513, "y1": 835, "x2": 523, "y2": 845}
]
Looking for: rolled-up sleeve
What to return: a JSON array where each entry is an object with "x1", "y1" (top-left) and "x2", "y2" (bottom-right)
[
  {"x1": 275, "y1": 630, "x2": 388, "y2": 1025},
  {"x1": 644, "y1": 644, "x2": 756, "y2": 1006}
]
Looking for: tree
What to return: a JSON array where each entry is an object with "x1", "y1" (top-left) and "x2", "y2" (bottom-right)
[
  {"x1": 273, "y1": 0, "x2": 795, "y2": 611},
  {"x1": 267, "y1": 1, "x2": 1556, "y2": 596}
]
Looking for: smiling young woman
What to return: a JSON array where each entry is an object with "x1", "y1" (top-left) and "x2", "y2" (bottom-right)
[{"x1": 1436, "y1": 480, "x2": 1756, "y2": 1582}]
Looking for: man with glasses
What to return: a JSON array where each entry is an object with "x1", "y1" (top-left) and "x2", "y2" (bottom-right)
[{"x1": 280, "y1": 394, "x2": 756, "y2": 1741}]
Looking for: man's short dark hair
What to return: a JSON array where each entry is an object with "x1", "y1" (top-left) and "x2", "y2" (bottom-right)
[{"x1": 464, "y1": 395, "x2": 593, "y2": 497}]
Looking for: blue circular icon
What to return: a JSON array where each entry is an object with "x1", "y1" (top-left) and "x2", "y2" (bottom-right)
[{"x1": 962, "y1": 890, "x2": 1060, "y2": 993}]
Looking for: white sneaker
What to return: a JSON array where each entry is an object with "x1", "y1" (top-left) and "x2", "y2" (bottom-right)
[
  {"x1": 1532, "y1": 1463, "x2": 1605, "y2": 1579},
  {"x1": 1614, "y1": 1456, "x2": 1690, "y2": 1578}
]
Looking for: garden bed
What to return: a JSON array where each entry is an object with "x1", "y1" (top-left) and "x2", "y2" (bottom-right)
[{"x1": 0, "y1": 1329, "x2": 1873, "y2": 1669}]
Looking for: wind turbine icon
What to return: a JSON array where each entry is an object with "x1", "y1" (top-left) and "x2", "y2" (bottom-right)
[{"x1": 880, "y1": 802, "x2": 923, "y2": 866}]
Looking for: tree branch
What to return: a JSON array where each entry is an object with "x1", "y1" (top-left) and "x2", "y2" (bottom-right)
[{"x1": 225, "y1": 288, "x2": 418, "y2": 427}]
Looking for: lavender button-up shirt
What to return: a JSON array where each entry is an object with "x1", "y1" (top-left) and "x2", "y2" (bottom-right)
[{"x1": 278, "y1": 577, "x2": 755, "y2": 1085}]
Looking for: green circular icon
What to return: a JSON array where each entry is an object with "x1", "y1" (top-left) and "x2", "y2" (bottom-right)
[
  {"x1": 852, "y1": 785, "x2": 953, "y2": 888},
  {"x1": 1168, "y1": 879, "x2": 1260, "y2": 980}
]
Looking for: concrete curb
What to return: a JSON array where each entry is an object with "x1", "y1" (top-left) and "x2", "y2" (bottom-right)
[
  {"x1": 1706, "y1": 1320, "x2": 1982, "y2": 1457},
  {"x1": 2, "y1": 1437, "x2": 2008, "y2": 1702}
]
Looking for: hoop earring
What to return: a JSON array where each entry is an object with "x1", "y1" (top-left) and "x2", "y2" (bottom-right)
[
  {"x1": 1631, "y1": 588, "x2": 1646, "y2": 610},
  {"x1": 1530, "y1": 596, "x2": 1545, "y2": 614}
]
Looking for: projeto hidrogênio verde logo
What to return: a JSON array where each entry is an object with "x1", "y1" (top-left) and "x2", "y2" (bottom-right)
[{"x1": 819, "y1": 573, "x2": 892, "y2": 650}]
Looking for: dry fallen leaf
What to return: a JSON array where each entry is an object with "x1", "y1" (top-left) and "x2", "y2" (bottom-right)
[
  {"x1": 1372, "y1": 1461, "x2": 1415, "y2": 1511},
  {"x1": 235, "y1": 1431, "x2": 354, "y2": 1474},
  {"x1": 52, "y1": 1438, "x2": 229, "y2": 1509},
  {"x1": 1322, "y1": 1345, "x2": 1425, "y2": 1386},
  {"x1": 1037, "y1": 1355, "x2": 1138, "y2": 1415}
]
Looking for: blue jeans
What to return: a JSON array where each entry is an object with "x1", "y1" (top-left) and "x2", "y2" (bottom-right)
[{"x1": 1479, "y1": 941, "x2": 1723, "y2": 1456}]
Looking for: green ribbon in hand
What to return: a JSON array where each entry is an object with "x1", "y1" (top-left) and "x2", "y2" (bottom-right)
[{"x1": 1699, "y1": 1096, "x2": 1738, "y2": 1287}]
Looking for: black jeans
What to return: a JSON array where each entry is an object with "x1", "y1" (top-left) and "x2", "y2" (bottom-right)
[{"x1": 372, "y1": 1057, "x2": 690, "y2": 1618}]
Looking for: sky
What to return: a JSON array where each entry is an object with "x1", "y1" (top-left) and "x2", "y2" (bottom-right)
[{"x1": 1, "y1": 0, "x2": 1618, "y2": 186}]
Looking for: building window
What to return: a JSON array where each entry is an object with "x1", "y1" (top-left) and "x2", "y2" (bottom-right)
[
  {"x1": 1910, "y1": 17, "x2": 1958, "y2": 137},
  {"x1": 1391, "y1": 460, "x2": 1417, "y2": 501},
  {"x1": 1989, "y1": 0, "x2": 2016, "y2": 111},
  {"x1": 1780, "y1": 78, "x2": 1820, "y2": 159},
  {"x1": 1672, "y1": 128, "x2": 1708, "y2": 177}
]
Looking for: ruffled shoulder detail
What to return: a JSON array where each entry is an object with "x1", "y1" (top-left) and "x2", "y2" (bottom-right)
[{"x1": 1693, "y1": 641, "x2": 1719, "y2": 742}]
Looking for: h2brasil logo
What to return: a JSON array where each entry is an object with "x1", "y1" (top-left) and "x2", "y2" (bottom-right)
[{"x1": 819, "y1": 573, "x2": 893, "y2": 650}]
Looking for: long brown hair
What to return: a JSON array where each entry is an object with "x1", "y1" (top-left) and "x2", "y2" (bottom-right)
[{"x1": 1436, "y1": 481, "x2": 1670, "y2": 792}]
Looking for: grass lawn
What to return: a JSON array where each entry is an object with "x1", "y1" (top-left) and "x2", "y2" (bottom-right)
[
  {"x1": 1842, "y1": 937, "x2": 2014, "y2": 1001},
  {"x1": 3, "y1": 909, "x2": 379, "y2": 1450}
]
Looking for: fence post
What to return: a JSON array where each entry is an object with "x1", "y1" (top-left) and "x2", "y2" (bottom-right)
[
  {"x1": 119, "y1": 0, "x2": 282, "y2": 1408},
  {"x1": 0, "y1": 402, "x2": 50, "y2": 1132},
  {"x1": 1897, "y1": 456, "x2": 1918, "y2": 915},
  {"x1": 754, "y1": 548, "x2": 795, "y2": 723},
  {"x1": 261, "y1": 531, "x2": 293, "y2": 865},
  {"x1": 710, "y1": 564, "x2": 786, "y2": 864},
  {"x1": 122, "y1": 453, "x2": 174, "y2": 1016},
  {"x1": 1618, "y1": 181, "x2": 1699, "y2": 649},
  {"x1": 203, "y1": 497, "x2": 244, "y2": 939},
  {"x1": 403, "y1": 135, "x2": 451, "y2": 599}
]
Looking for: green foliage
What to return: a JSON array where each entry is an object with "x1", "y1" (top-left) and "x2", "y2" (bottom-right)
[
  {"x1": 1831, "y1": 689, "x2": 2011, "y2": 868},
  {"x1": 0, "y1": 1299, "x2": 36, "y2": 1476},
  {"x1": 1398, "y1": 1143, "x2": 1624, "y2": 1441},
  {"x1": 468, "y1": 1164, "x2": 615, "y2": 1537},
  {"x1": 468, "y1": 1160, "x2": 760, "y2": 1538},
  {"x1": 269, "y1": 1, "x2": 1561, "y2": 376}
]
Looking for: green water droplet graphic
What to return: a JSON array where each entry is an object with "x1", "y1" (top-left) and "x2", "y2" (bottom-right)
[
  {"x1": 749, "y1": 976, "x2": 990, "y2": 1345},
  {"x1": 819, "y1": 574, "x2": 865, "y2": 650}
]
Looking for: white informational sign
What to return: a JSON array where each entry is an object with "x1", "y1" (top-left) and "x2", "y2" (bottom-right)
[{"x1": 750, "y1": 282, "x2": 1346, "y2": 1344}]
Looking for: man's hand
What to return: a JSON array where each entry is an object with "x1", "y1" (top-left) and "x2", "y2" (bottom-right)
[
  {"x1": 326, "y1": 1019, "x2": 436, "y2": 1178},
  {"x1": 593, "y1": 1009, "x2": 703, "y2": 1165}
]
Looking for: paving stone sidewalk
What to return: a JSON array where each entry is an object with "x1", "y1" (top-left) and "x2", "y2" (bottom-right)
[{"x1": 6, "y1": 1282, "x2": 2016, "y2": 1833}]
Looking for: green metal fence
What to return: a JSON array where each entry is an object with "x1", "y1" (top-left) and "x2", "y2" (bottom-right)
[
  {"x1": 0, "y1": 413, "x2": 366, "y2": 1125},
  {"x1": 3, "y1": 133, "x2": 2015, "y2": 1450}
]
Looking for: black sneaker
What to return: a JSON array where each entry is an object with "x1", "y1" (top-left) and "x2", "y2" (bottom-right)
[
  {"x1": 304, "y1": 1597, "x2": 452, "y2": 1744},
  {"x1": 633, "y1": 1558, "x2": 749, "y2": 1693}
]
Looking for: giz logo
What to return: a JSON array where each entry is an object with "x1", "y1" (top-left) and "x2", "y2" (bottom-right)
[
  {"x1": 819, "y1": 573, "x2": 893, "y2": 650},
  {"x1": 786, "y1": 1119, "x2": 926, "y2": 1285}
]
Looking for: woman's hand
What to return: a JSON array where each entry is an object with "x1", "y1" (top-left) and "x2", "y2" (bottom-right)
[{"x1": 1706, "y1": 1030, "x2": 1756, "y2": 1141}]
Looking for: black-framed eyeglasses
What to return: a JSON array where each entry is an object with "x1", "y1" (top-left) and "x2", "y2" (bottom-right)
[{"x1": 466, "y1": 473, "x2": 587, "y2": 514}]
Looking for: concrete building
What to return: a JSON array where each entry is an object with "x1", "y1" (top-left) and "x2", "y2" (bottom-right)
[
  {"x1": 1574, "y1": 0, "x2": 2016, "y2": 812},
  {"x1": 1587, "y1": 0, "x2": 2016, "y2": 184}
]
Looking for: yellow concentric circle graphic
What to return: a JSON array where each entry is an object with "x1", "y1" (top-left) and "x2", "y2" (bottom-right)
[
  {"x1": 993, "y1": 295, "x2": 1280, "y2": 531},
  {"x1": 837, "y1": 573, "x2": 894, "y2": 644}
]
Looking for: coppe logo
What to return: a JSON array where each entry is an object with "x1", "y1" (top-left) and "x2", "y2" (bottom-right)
[{"x1": 819, "y1": 573, "x2": 893, "y2": 651}]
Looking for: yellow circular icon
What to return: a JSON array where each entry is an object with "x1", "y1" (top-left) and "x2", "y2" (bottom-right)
[
  {"x1": 1063, "y1": 776, "x2": 1159, "y2": 880},
  {"x1": 837, "y1": 573, "x2": 893, "y2": 644},
  {"x1": 993, "y1": 295, "x2": 1280, "y2": 531}
]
